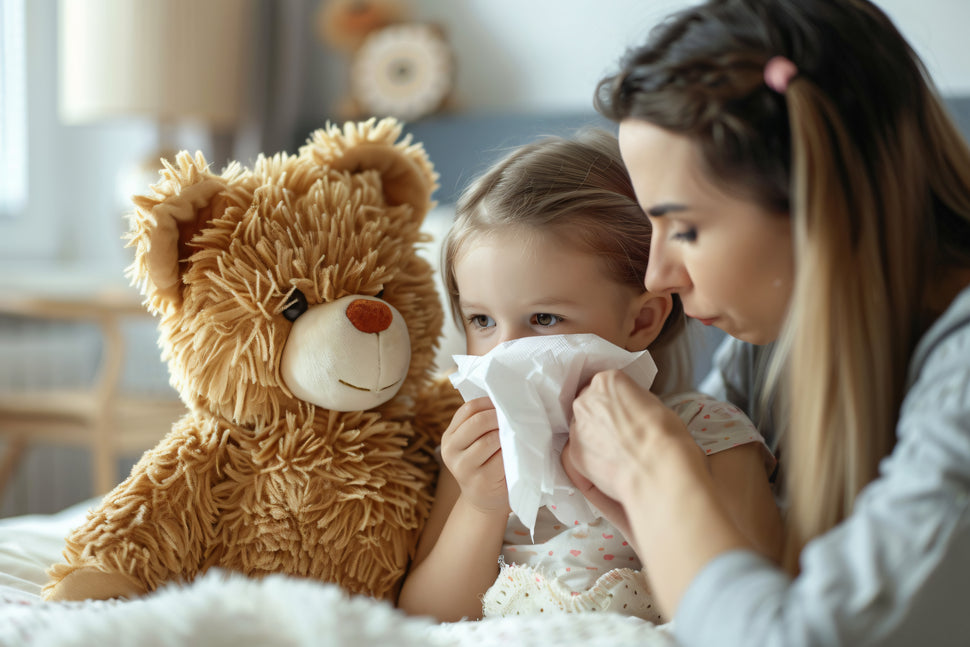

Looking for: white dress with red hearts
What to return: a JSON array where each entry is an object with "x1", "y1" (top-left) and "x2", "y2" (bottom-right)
[{"x1": 481, "y1": 391, "x2": 774, "y2": 623}]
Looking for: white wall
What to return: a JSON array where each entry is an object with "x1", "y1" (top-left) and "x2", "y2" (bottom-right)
[
  {"x1": 878, "y1": 0, "x2": 970, "y2": 95},
  {"x1": 417, "y1": 0, "x2": 692, "y2": 114},
  {"x1": 416, "y1": 0, "x2": 970, "y2": 113}
]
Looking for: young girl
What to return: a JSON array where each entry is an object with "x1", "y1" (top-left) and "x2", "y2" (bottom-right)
[
  {"x1": 563, "y1": 0, "x2": 970, "y2": 643},
  {"x1": 396, "y1": 128, "x2": 781, "y2": 622}
]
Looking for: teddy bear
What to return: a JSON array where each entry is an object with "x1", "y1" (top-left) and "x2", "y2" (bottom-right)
[{"x1": 43, "y1": 117, "x2": 463, "y2": 603}]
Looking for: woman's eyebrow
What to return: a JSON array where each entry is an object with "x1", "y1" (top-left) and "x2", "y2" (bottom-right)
[{"x1": 646, "y1": 203, "x2": 688, "y2": 217}]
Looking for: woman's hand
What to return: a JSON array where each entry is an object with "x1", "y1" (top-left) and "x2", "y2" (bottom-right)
[
  {"x1": 564, "y1": 369, "x2": 759, "y2": 616},
  {"x1": 561, "y1": 440, "x2": 633, "y2": 540},
  {"x1": 440, "y1": 396, "x2": 510, "y2": 514},
  {"x1": 565, "y1": 370, "x2": 705, "y2": 503}
]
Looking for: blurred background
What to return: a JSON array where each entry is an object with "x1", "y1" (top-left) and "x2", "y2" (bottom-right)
[{"x1": 1, "y1": 0, "x2": 968, "y2": 517}]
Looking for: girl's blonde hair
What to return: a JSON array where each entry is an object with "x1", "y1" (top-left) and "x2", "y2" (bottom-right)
[
  {"x1": 443, "y1": 128, "x2": 693, "y2": 395},
  {"x1": 596, "y1": 0, "x2": 970, "y2": 570}
]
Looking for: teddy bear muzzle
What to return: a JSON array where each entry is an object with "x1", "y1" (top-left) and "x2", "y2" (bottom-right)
[{"x1": 280, "y1": 294, "x2": 411, "y2": 412}]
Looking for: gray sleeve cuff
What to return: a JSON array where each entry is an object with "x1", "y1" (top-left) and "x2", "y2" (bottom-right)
[{"x1": 674, "y1": 549, "x2": 791, "y2": 646}]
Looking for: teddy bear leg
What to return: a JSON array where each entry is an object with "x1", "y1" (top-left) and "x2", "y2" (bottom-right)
[{"x1": 43, "y1": 565, "x2": 147, "y2": 601}]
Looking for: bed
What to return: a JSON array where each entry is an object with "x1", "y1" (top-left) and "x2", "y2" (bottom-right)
[{"x1": 0, "y1": 495, "x2": 678, "y2": 646}]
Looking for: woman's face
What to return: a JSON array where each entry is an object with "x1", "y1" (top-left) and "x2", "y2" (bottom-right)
[{"x1": 618, "y1": 119, "x2": 794, "y2": 345}]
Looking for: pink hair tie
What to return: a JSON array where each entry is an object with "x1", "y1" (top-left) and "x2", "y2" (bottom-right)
[{"x1": 764, "y1": 56, "x2": 798, "y2": 93}]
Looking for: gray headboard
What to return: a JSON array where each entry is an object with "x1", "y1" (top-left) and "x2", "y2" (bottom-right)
[
  {"x1": 404, "y1": 112, "x2": 614, "y2": 205},
  {"x1": 302, "y1": 95, "x2": 970, "y2": 207},
  {"x1": 948, "y1": 95, "x2": 970, "y2": 138},
  {"x1": 402, "y1": 95, "x2": 970, "y2": 206}
]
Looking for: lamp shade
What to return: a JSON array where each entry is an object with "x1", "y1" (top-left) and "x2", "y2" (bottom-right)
[{"x1": 58, "y1": 0, "x2": 252, "y2": 128}]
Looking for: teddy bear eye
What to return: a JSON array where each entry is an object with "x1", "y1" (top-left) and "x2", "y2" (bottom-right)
[
  {"x1": 376, "y1": 289, "x2": 385, "y2": 299},
  {"x1": 282, "y1": 289, "x2": 308, "y2": 321}
]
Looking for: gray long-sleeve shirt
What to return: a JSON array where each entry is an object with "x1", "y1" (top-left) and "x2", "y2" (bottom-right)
[{"x1": 678, "y1": 284, "x2": 970, "y2": 646}]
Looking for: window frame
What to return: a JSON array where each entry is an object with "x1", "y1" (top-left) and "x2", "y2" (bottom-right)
[{"x1": 0, "y1": 0, "x2": 28, "y2": 220}]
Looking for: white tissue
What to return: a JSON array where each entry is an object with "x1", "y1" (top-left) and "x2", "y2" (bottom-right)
[{"x1": 449, "y1": 333, "x2": 657, "y2": 536}]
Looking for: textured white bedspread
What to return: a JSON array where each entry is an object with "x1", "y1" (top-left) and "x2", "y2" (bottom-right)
[{"x1": 0, "y1": 499, "x2": 678, "y2": 647}]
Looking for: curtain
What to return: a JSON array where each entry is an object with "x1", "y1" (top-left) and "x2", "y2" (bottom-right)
[{"x1": 231, "y1": 0, "x2": 312, "y2": 165}]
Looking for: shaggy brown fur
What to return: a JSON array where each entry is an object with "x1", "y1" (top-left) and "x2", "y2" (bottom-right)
[{"x1": 44, "y1": 118, "x2": 463, "y2": 602}]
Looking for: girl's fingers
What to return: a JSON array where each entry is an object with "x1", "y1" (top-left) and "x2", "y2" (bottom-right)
[
  {"x1": 443, "y1": 425, "x2": 508, "y2": 512},
  {"x1": 474, "y1": 428, "x2": 502, "y2": 465},
  {"x1": 446, "y1": 428, "x2": 501, "y2": 474},
  {"x1": 443, "y1": 397, "x2": 494, "y2": 435},
  {"x1": 444, "y1": 408, "x2": 499, "y2": 452},
  {"x1": 457, "y1": 396, "x2": 495, "y2": 419}
]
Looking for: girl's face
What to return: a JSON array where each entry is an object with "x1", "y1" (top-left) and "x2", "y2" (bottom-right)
[
  {"x1": 619, "y1": 119, "x2": 794, "y2": 345},
  {"x1": 453, "y1": 228, "x2": 663, "y2": 356}
]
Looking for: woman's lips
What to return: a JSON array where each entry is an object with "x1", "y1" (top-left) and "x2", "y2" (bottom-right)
[{"x1": 690, "y1": 315, "x2": 717, "y2": 326}]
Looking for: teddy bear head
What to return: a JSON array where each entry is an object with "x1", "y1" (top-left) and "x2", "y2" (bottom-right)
[{"x1": 126, "y1": 118, "x2": 441, "y2": 427}]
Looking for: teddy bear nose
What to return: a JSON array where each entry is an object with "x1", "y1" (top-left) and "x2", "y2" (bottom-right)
[{"x1": 346, "y1": 298, "x2": 394, "y2": 333}]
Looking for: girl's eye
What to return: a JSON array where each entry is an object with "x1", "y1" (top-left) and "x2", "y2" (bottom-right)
[
  {"x1": 467, "y1": 314, "x2": 495, "y2": 329},
  {"x1": 671, "y1": 227, "x2": 698, "y2": 242},
  {"x1": 532, "y1": 313, "x2": 563, "y2": 327}
]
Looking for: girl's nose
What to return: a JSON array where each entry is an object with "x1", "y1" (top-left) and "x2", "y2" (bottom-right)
[{"x1": 497, "y1": 326, "x2": 536, "y2": 347}]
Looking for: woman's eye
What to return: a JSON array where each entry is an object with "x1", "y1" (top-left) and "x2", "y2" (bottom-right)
[
  {"x1": 467, "y1": 314, "x2": 495, "y2": 329},
  {"x1": 532, "y1": 313, "x2": 563, "y2": 327},
  {"x1": 671, "y1": 227, "x2": 698, "y2": 242},
  {"x1": 282, "y1": 289, "x2": 308, "y2": 321}
]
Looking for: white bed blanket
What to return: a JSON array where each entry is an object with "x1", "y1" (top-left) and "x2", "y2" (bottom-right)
[{"x1": 0, "y1": 499, "x2": 678, "y2": 647}]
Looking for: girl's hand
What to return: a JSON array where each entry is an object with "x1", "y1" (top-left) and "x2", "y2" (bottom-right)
[
  {"x1": 565, "y1": 370, "x2": 705, "y2": 503},
  {"x1": 440, "y1": 396, "x2": 510, "y2": 514}
]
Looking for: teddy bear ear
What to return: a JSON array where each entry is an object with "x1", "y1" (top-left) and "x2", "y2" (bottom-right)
[
  {"x1": 126, "y1": 151, "x2": 236, "y2": 312},
  {"x1": 302, "y1": 117, "x2": 439, "y2": 219}
]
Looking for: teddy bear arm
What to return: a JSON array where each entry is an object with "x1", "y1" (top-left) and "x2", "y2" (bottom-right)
[
  {"x1": 411, "y1": 375, "x2": 464, "y2": 451},
  {"x1": 380, "y1": 377, "x2": 464, "y2": 581},
  {"x1": 42, "y1": 482, "x2": 172, "y2": 602},
  {"x1": 402, "y1": 377, "x2": 464, "y2": 510},
  {"x1": 43, "y1": 563, "x2": 147, "y2": 601},
  {"x1": 43, "y1": 426, "x2": 222, "y2": 600}
]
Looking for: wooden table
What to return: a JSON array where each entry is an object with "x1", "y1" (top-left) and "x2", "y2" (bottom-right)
[{"x1": 0, "y1": 269, "x2": 184, "y2": 496}]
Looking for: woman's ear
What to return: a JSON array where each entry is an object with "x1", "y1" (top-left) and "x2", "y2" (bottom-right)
[{"x1": 626, "y1": 292, "x2": 673, "y2": 351}]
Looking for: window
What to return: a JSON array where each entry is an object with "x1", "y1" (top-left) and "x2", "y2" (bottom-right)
[{"x1": 0, "y1": 0, "x2": 27, "y2": 219}]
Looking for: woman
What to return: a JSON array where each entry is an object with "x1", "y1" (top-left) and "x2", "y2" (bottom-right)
[{"x1": 562, "y1": 0, "x2": 970, "y2": 644}]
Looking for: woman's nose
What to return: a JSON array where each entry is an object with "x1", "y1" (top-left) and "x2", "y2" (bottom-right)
[{"x1": 644, "y1": 240, "x2": 688, "y2": 295}]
